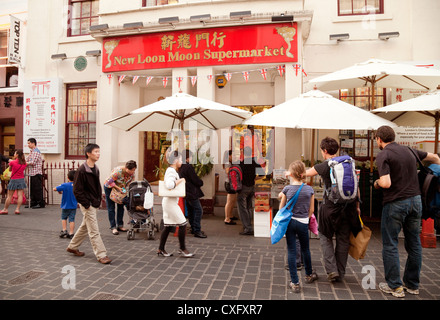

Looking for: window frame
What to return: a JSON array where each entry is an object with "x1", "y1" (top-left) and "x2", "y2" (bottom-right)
[
  {"x1": 337, "y1": 0, "x2": 384, "y2": 16},
  {"x1": 142, "y1": 0, "x2": 172, "y2": 7},
  {"x1": 65, "y1": 82, "x2": 97, "y2": 159},
  {"x1": 67, "y1": 0, "x2": 99, "y2": 37}
]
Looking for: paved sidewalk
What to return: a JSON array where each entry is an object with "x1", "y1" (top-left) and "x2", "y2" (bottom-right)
[{"x1": 0, "y1": 205, "x2": 439, "y2": 302}]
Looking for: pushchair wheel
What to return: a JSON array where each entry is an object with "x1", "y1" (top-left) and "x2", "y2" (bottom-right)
[{"x1": 127, "y1": 229, "x2": 135, "y2": 240}]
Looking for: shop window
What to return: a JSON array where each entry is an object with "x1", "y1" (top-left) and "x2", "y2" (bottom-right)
[
  {"x1": 142, "y1": 0, "x2": 178, "y2": 7},
  {"x1": 68, "y1": 0, "x2": 99, "y2": 37},
  {"x1": 338, "y1": 0, "x2": 383, "y2": 16},
  {"x1": 66, "y1": 83, "x2": 97, "y2": 159},
  {"x1": 0, "y1": 29, "x2": 19, "y2": 88},
  {"x1": 339, "y1": 87, "x2": 386, "y2": 160}
]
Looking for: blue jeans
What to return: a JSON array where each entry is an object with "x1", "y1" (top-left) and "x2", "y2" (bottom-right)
[
  {"x1": 285, "y1": 219, "x2": 313, "y2": 284},
  {"x1": 186, "y1": 198, "x2": 203, "y2": 233},
  {"x1": 381, "y1": 195, "x2": 422, "y2": 289},
  {"x1": 104, "y1": 186, "x2": 125, "y2": 229}
]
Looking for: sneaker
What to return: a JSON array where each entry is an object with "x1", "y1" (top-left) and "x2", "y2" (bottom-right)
[
  {"x1": 59, "y1": 230, "x2": 68, "y2": 238},
  {"x1": 379, "y1": 282, "x2": 405, "y2": 298},
  {"x1": 288, "y1": 282, "x2": 301, "y2": 293},
  {"x1": 403, "y1": 286, "x2": 419, "y2": 295},
  {"x1": 305, "y1": 271, "x2": 319, "y2": 283},
  {"x1": 327, "y1": 272, "x2": 340, "y2": 282}
]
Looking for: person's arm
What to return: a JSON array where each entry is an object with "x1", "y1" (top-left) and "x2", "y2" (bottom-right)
[
  {"x1": 279, "y1": 193, "x2": 287, "y2": 209},
  {"x1": 374, "y1": 174, "x2": 391, "y2": 189},
  {"x1": 423, "y1": 152, "x2": 440, "y2": 165},
  {"x1": 308, "y1": 194, "x2": 315, "y2": 218},
  {"x1": 73, "y1": 170, "x2": 90, "y2": 209},
  {"x1": 304, "y1": 167, "x2": 318, "y2": 177}
]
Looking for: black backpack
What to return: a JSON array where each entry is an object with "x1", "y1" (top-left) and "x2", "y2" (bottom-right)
[{"x1": 408, "y1": 147, "x2": 440, "y2": 219}]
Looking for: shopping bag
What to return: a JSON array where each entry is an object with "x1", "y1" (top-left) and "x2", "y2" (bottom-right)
[
  {"x1": 349, "y1": 217, "x2": 372, "y2": 260},
  {"x1": 1, "y1": 167, "x2": 11, "y2": 181},
  {"x1": 143, "y1": 187, "x2": 154, "y2": 209},
  {"x1": 11, "y1": 190, "x2": 26, "y2": 205},
  {"x1": 270, "y1": 183, "x2": 304, "y2": 245},
  {"x1": 309, "y1": 213, "x2": 318, "y2": 235}
]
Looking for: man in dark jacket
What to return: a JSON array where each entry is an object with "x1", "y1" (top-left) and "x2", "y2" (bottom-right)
[
  {"x1": 179, "y1": 150, "x2": 207, "y2": 238},
  {"x1": 67, "y1": 143, "x2": 112, "y2": 264}
]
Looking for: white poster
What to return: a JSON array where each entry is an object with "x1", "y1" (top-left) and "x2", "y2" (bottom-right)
[
  {"x1": 23, "y1": 78, "x2": 63, "y2": 153},
  {"x1": 8, "y1": 15, "x2": 24, "y2": 65}
]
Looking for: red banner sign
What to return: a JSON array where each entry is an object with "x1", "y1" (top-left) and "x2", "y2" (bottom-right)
[{"x1": 102, "y1": 23, "x2": 298, "y2": 72}]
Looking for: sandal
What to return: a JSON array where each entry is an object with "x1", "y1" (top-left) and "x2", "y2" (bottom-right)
[
  {"x1": 0, "y1": 210, "x2": 8, "y2": 215},
  {"x1": 15, "y1": 210, "x2": 20, "y2": 215},
  {"x1": 111, "y1": 228, "x2": 119, "y2": 235}
]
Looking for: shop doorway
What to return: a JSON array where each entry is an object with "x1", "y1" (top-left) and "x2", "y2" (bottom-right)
[
  {"x1": 0, "y1": 121, "x2": 15, "y2": 199},
  {"x1": 143, "y1": 131, "x2": 161, "y2": 182}
]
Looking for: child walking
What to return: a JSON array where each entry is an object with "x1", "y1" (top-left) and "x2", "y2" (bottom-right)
[
  {"x1": 279, "y1": 160, "x2": 318, "y2": 293},
  {"x1": 54, "y1": 170, "x2": 77, "y2": 239}
]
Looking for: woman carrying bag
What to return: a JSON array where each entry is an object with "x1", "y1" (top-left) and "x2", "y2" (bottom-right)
[
  {"x1": 157, "y1": 150, "x2": 194, "y2": 258},
  {"x1": 103, "y1": 160, "x2": 137, "y2": 235},
  {"x1": 278, "y1": 160, "x2": 318, "y2": 293},
  {"x1": 1, "y1": 150, "x2": 27, "y2": 215}
]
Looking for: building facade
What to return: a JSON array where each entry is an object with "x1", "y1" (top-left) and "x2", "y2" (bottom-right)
[{"x1": 7, "y1": 0, "x2": 440, "y2": 204}]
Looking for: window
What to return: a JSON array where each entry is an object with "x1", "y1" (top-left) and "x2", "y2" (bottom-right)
[
  {"x1": 339, "y1": 87, "x2": 386, "y2": 159},
  {"x1": 66, "y1": 83, "x2": 97, "y2": 158},
  {"x1": 338, "y1": 0, "x2": 383, "y2": 16},
  {"x1": 340, "y1": 87, "x2": 386, "y2": 110},
  {"x1": 68, "y1": 0, "x2": 99, "y2": 37},
  {"x1": 142, "y1": 0, "x2": 177, "y2": 7}
]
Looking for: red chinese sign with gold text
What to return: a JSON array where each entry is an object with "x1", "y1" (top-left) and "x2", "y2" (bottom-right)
[{"x1": 102, "y1": 23, "x2": 298, "y2": 72}]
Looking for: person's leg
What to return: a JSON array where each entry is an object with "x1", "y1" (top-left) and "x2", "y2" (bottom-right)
[
  {"x1": 334, "y1": 215, "x2": 351, "y2": 280},
  {"x1": 68, "y1": 205, "x2": 88, "y2": 251},
  {"x1": 159, "y1": 226, "x2": 172, "y2": 251},
  {"x1": 189, "y1": 199, "x2": 203, "y2": 234},
  {"x1": 116, "y1": 202, "x2": 126, "y2": 230},
  {"x1": 319, "y1": 231, "x2": 338, "y2": 277},
  {"x1": 224, "y1": 193, "x2": 237, "y2": 223},
  {"x1": 82, "y1": 205, "x2": 107, "y2": 260},
  {"x1": 236, "y1": 188, "x2": 250, "y2": 232},
  {"x1": 285, "y1": 220, "x2": 299, "y2": 285},
  {"x1": 296, "y1": 221, "x2": 313, "y2": 276},
  {"x1": 402, "y1": 196, "x2": 422, "y2": 291},
  {"x1": 186, "y1": 199, "x2": 195, "y2": 232},
  {"x1": 15, "y1": 189, "x2": 24, "y2": 212},
  {"x1": 30, "y1": 176, "x2": 38, "y2": 207},
  {"x1": 381, "y1": 200, "x2": 405, "y2": 289},
  {"x1": 244, "y1": 185, "x2": 255, "y2": 232},
  {"x1": 104, "y1": 186, "x2": 117, "y2": 231}
]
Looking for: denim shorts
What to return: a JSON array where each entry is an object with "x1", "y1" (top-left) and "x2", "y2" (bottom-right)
[{"x1": 61, "y1": 209, "x2": 77, "y2": 223}]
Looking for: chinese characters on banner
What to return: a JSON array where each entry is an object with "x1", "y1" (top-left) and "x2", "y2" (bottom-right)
[
  {"x1": 23, "y1": 79, "x2": 62, "y2": 153},
  {"x1": 102, "y1": 23, "x2": 298, "y2": 73}
]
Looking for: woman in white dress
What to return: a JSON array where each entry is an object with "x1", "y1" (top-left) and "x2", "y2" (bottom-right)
[{"x1": 157, "y1": 150, "x2": 194, "y2": 258}]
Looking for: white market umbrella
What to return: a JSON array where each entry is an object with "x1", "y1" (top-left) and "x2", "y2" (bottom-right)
[
  {"x1": 372, "y1": 88, "x2": 440, "y2": 153},
  {"x1": 309, "y1": 59, "x2": 440, "y2": 94},
  {"x1": 243, "y1": 89, "x2": 396, "y2": 130},
  {"x1": 243, "y1": 89, "x2": 396, "y2": 216},
  {"x1": 105, "y1": 92, "x2": 252, "y2": 132}
]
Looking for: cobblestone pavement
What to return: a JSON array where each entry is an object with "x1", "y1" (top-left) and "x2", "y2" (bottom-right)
[{"x1": 0, "y1": 205, "x2": 439, "y2": 305}]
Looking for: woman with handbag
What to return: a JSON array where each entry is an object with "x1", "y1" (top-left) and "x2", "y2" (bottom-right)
[
  {"x1": 103, "y1": 160, "x2": 137, "y2": 235},
  {"x1": 278, "y1": 160, "x2": 318, "y2": 293},
  {"x1": 157, "y1": 150, "x2": 194, "y2": 258},
  {"x1": 1, "y1": 149, "x2": 27, "y2": 215}
]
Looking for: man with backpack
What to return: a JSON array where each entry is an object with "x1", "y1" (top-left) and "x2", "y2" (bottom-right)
[
  {"x1": 374, "y1": 125, "x2": 440, "y2": 298},
  {"x1": 305, "y1": 137, "x2": 362, "y2": 283}
]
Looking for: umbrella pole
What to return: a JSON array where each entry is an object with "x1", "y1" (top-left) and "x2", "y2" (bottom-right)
[
  {"x1": 369, "y1": 80, "x2": 377, "y2": 218},
  {"x1": 435, "y1": 112, "x2": 439, "y2": 155},
  {"x1": 310, "y1": 129, "x2": 315, "y2": 186}
]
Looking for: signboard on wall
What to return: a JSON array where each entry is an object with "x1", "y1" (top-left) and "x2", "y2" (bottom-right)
[
  {"x1": 102, "y1": 23, "x2": 298, "y2": 72},
  {"x1": 23, "y1": 78, "x2": 63, "y2": 153},
  {"x1": 8, "y1": 15, "x2": 25, "y2": 66}
]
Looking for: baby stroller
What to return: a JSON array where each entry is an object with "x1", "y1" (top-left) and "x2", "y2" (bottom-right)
[{"x1": 126, "y1": 180, "x2": 162, "y2": 240}]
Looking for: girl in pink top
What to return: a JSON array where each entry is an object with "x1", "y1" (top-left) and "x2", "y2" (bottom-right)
[{"x1": 1, "y1": 149, "x2": 27, "y2": 215}]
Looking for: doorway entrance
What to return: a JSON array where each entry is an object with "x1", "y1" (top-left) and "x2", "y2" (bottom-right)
[{"x1": 143, "y1": 131, "x2": 161, "y2": 182}]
